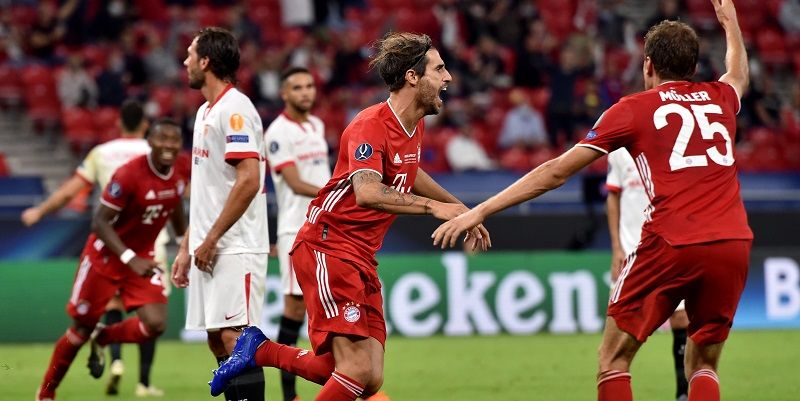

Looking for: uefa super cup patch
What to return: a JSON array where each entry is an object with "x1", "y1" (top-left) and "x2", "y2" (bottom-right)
[
  {"x1": 108, "y1": 181, "x2": 122, "y2": 198},
  {"x1": 585, "y1": 130, "x2": 597, "y2": 140},
  {"x1": 226, "y1": 135, "x2": 249, "y2": 143},
  {"x1": 229, "y1": 113, "x2": 245, "y2": 131},
  {"x1": 354, "y1": 143, "x2": 373, "y2": 161}
]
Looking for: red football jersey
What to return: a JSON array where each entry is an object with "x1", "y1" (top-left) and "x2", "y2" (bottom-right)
[
  {"x1": 83, "y1": 154, "x2": 187, "y2": 278},
  {"x1": 296, "y1": 101, "x2": 423, "y2": 270},
  {"x1": 578, "y1": 80, "x2": 752, "y2": 246}
]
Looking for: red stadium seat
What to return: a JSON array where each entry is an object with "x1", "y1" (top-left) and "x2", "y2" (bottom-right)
[
  {"x1": 756, "y1": 29, "x2": 789, "y2": 65},
  {"x1": 150, "y1": 86, "x2": 176, "y2": 116},
  {"x1": 0, "y1": 153, "x2": 10, "y2": 176},
  {"x1": 686, "y1": 0, "x2": 718, "y2": 29},
  {"x1": 0, "y1": 65, "x2": 23, "y2": 107},
  {"x1": 62, "y1": 108, "x2": 98, "y2": 150},
  {"x1": 94, "y1": 107, "x2": 121, "y2": 142},
  {"x1": 21, "y1": 65, "x2": 61, "y2": 127}
]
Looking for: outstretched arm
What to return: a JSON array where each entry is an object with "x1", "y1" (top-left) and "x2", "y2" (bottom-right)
[
  {"x1": 432, "y1": 146, "x2": 603, "y2": 248},
  {"x1": 21, "y1": 175, "x2": 90, "y2": 226},
  {"x1": 714, "y1": 0, "x2": 749, "y2": 96},
  {"x1": 350, "y1": 170, "x2": 465, "y2": 220}
]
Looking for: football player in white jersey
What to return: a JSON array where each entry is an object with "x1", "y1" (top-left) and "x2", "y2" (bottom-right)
[
  {"x1": 264, "y1": 66, "x2": 331, "y2": 401},
  {"x1": 21, "y1": 100, "x2": 171, "y2": 396},
  {"x1": 606, "y1": 148, "x2": 689, "y2": 401},
  {"x1": 171, "y1": 27, "x2": 268, "y2": 401}
]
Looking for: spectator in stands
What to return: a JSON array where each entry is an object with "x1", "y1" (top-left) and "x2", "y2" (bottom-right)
[
  {"x1": 28, "y1": 1, "x2": 66, "y2": 64},
  {"x1": 90, "y1": 0, "x2": 131, "y2": 41},
  {"x1": 252, "y1": 49, "x2": 285, "y2": 111},
  {"x1": 120, "y1": 28, "x2": 147, "y2": 87},
  {"x1": 646, "y1": 0, "x2": 684, "y2": 29},
  {"x1": 498, "y1": 88, "x2": 548, "y2": 149},
  {"x1": 328, "y1": 30, "x2": 368, "y2": 89},
  {"x1": 58, "y1": 54, "x2": 98, "y2": 108},
  {"x1": 96, "y1": 50, "x2": 127, "y2": 107},
  {"x1": 545, "y1": 44, "x2": 593, "y2": 147},
  {"x1": 472, "y1": 35, "x2": 511, "y2": 88},
  {"x1": 513, "y1": 20, "x2": 553, "y2": 88},
  {"x1": 225, "y1": 4, "x2": 261, "y2": 43},
  {"x1": 446, "y1": 124, "x2": 497, "y2": 172},
  {"x1": 143, "y1": 29, "x2": 180, "y2": 86},
  {"x1": 743, "y1": 74, "x2": 782, "y2": 129},
  {"x1": 779, "y1": 0, "x2": 800, "y2": 33}
]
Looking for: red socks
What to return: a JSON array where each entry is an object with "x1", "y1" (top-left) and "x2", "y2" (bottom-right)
[
  {"x1": 597, "y1": 370, "x2": 633, "y2": 401},
  {"x1": 254, "y1": 341, "x2": 335, "y2": 385},
  {"x1": 689, "y1": 369, "x2": 720, "y2": 401},
  {"x1": 38, "y1": 328, "x2": 86, "y2": 399},
  {"x1": 97, "y1": 317, "x2": 152, "y2": 345},
  {"x1": 316, "y1": 371, "x2": 364, "y2": 401}
]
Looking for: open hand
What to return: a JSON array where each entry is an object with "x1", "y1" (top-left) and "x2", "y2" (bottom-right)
[{"x1": 710, "y1": 0, "x2": 739, "y2": 27}]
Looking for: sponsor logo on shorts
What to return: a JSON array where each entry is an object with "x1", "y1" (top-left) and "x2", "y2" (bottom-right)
[
  {"x1": 343, "y1": 304, "x2": 361, "y2": 323},
  {"x1": 224, "y1": 312, "x2": 243, "y2": 321}
]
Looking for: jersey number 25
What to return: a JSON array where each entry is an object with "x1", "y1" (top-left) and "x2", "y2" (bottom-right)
[{"x1": 654, "y1": 103, "x2": 734, "y2": 171}]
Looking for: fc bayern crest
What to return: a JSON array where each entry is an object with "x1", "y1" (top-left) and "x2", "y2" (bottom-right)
[
  {"x1": 344, "y1": 305, "x2": 361, "y2": 323},
  {"x1": 354, "y1": 143, "x2": 373, "y2": 161}
]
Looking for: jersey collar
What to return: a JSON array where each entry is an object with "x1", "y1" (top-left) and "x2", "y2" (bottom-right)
[
  {"x1": 204, "y1": 83, "x2": 235, "y2": 118},
  {"x1": 386, "y1": 98, "x2": 416, "y2": 138}
]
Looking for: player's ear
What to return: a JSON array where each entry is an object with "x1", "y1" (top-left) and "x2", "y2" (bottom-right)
[
  {"x1": 643, "y1": 57, "x2": 654, "y2": 78},
  {"x1": 199, "y1": 56, "x2": 209, "y2": 72},
  {"x1": 405, "y1": 68, "x2": 419, "y2": 87}
]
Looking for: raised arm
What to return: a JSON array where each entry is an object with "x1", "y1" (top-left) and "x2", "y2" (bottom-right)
[{"x1": 713, "y1": 0, "x2": 749, "y2": 96}]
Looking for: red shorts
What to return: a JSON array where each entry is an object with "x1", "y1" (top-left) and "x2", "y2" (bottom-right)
[
  {"x1": 66, "y1": 252, "x2": 168, "y2": 327},
  {"x1": 290, "y1": 241, "x2": 386, "y2": 355},
  {"x1": 608, "y1": 232, "x2": 751, "y2": 345}
]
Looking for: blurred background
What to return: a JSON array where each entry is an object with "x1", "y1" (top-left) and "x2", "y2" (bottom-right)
[{"x1": 0, "y1": 0, "x2": 798, "y2": 349}]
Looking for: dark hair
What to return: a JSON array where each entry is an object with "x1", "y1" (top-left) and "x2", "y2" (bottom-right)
[
  {"x1": 644, "y1": 20, "x2": 699, "y2": 81},
  {"x1": 151, "y1": 118, "x2": 181, "y2": 133},
  {"x1": 120, "y1": 99, "x2": 144, "y2": 132},
  {"x1": 369, "y1": 32, "x2": 432, "y2": 92},
  {"x1": 196, "y1": 27, "x2": 240, "y2": 83},
  {"x1": 280, "y1": 66, "x2": 312, "y2": 84}
]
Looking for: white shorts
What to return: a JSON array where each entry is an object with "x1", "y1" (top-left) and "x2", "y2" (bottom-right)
[
  {"x1": 185, "y1": 253, "x2": 267, "y2": 331},
  {"x1": 278, "y1": 233, "x2": 303, "y2": 296}
]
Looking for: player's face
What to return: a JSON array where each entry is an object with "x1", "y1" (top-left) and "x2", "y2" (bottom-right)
[
  {"x1": 416, "y1": 49, "x2": 451, "y2": 116},
  {"x1": 148, "y1": 126, "x2": 182, "y2": 168},
  {"x1": 281, "y1": 72, "x2": 316, "y2": 114},
  {"x1": 642, "y1": 56, "x2": 655, "y2": 90},
  {"x1": 184, "y1": 38, "x2": 205, "y2": 90}
]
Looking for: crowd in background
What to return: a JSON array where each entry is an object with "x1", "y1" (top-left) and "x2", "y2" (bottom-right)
[{"x1": 0, "y1": 0, "x2": 798, "y2": 175}]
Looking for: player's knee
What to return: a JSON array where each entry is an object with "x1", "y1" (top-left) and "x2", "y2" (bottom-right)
[
  {"x1": 144, "y1": 320, "x2": 166, "y2": 337},
  {"x1": 363, "y1": 371, "x2": 384, "y2": 396}
]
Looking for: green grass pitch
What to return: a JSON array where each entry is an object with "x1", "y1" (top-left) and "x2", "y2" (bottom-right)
[{"x1": 3, "y1": 330, "x2": 798, "y2": 400}]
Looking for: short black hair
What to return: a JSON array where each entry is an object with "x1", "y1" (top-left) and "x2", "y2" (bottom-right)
[
  {"x1": 147, "y1": 118, "x2": 181, "y2": 138},
  {"x1": 280, "y1": 66, "x2": 312, "y2": 84},
  {"x1": 196, "y1": 27, "x2": 240, "y2": 83},
  {"x1": 120, "y1": 99, "x2": 145, "y2": 132}
]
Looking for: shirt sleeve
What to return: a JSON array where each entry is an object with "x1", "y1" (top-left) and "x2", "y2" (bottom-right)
[
  {"x1": 100, "y1": 168, "x2": 134, "y2": 211},
  {"x1": 265, "y1": 127, "x2": 296, "y2": 173},
  {"x1": 346, "y1": 119, "x2": 385, "y2": 179},
  {"x1": 222, "y1": 107, "x2": 261, "y2": 164},
  {"x1": 605, "y1": 150, "x2": 622, "y2": 193},
  {"x1": 576, "y1": 100, "x2": 635, "y2": 154},
  {"x1": 717, "y1": 81, "x2": 742, "y2": 115},
  {"x1": 75, "y1": 147, "x2": 98, "y2": 185}
]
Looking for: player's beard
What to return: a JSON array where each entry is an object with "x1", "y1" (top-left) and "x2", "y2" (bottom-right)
[
  {"x1": 418, "y1": 78, "x2": 442, "y2": 116},
  {"x1": 188, "y1": 66, "x2": 205, "y2": 90}
]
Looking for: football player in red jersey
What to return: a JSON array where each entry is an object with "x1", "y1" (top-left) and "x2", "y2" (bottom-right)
[
  {"x1": 210, "y1": 32, "x2": 491, "y2": 401},
  {"x1": 434, "y1": 1, "x2": 749, "y2": 401},
  {"x1": 36, "y1": 120, "x2": 187, "y2": 401}
]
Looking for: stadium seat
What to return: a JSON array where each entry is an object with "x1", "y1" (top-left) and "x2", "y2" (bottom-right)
[
  {"x1": 686, "y1": 0, "x2": 718, "y2": 29},
  {"x1": 21, "y1": 65, "x2": 61, "y2": 128},
  {"x1": 0, "y1": 65, "x2": 23, "y2": 107},
  {"x1": 0, "y1": 153, "x2": 9, "y2": 177},
  {"x1": 94, "y1": 107, "x2": 121, "y2": 142},
  {"x1": 756, "y1": 29, "x2": 789, "y2": 66},
  {"x1": 61, "y1": 108, "x2": 98, "y2": 151},
  {"x1": 150, "y1": 86, "x2": 176, "y2": 116}
]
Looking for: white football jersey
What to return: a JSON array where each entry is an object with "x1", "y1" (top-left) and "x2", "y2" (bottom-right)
[
  {"x1": 265, "y1": 112, "x2": 330, "y2": 236},
  {"x1": 76, "y1": 137, "x2": 150, "y2": 190},
  {"x1": 189, "y1": 86, "x2": 268, "y2": 254},
  {"x1": 606, "y1": 148, "x2": 650, "y2": 255}
]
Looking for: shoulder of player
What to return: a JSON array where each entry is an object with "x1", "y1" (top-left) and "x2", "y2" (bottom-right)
[{"x1": 215, "y1": 89, "x2": 259, "y2": 118}]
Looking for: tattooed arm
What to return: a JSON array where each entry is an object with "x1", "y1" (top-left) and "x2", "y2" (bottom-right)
[{"x1": 350, "y1": 170, "x2": 465, "y2": 220}]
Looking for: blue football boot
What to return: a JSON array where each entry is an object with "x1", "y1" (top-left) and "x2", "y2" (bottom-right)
[{"x1": 209, "y1": 326, "x2": 267, "y2": 396}]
